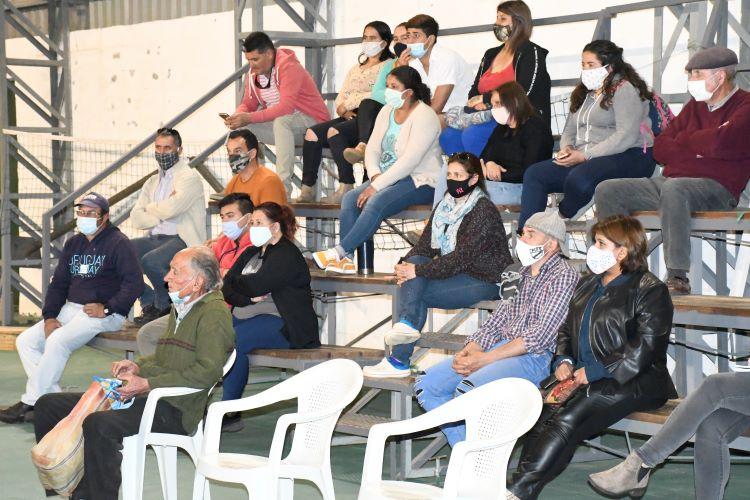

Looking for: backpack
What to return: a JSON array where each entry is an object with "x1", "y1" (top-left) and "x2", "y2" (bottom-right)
[{"x1": 640, "y1": 92, "x2": 675, "y2": 152}]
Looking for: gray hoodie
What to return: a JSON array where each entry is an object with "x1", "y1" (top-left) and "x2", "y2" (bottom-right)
[{"x1": 560, "y1": 80, "x2": 652, "y2": 160}]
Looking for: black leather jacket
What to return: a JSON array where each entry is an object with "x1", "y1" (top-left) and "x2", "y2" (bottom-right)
[{"x1": 556, "y1": 271, "x2": 677, "y2": 400}]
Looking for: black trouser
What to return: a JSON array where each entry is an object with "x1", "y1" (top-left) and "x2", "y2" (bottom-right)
[
  {"x1": 34, "y1": 392, "x2": 186, "y2": 500},
  {"x1": 329, "y1": 98, "x2": 383, "y2": 184},
  {"x1": 508, "y1": 379, "x2": 666, "y2": 500},
  {"x1": 301, "y1": 116, "x2": 348, "y2": 187}
]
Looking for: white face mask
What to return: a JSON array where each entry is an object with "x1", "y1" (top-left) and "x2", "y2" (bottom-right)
[
  {"x1": 491, "y1": 106, "x2": 511, "y2": 125},
  {"x1": 586, "y1": 245, "x2": 618, "y2": 275},
  {"x1": 250, "y1": 225, "x2": 273, "y2": 246},
  {"x1": 687, "y1": 73, "x2": 719, "y2": 102},
  {"x1": 515, "y1": 238, "x2": 548, "y2": 267},
  {"x1": 384, "y1": 88, "x2": 406, "y2": 109},
  {"x1": 361, "y1": 40, "x2": 384, "y2": 57},
  {"x1": 581, "y1": 65, "x2": 609, "y2": 91}
]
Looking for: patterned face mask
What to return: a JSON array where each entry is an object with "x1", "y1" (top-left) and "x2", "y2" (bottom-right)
[{"x1": 155, "y1": 151, "x2": 179, "y2": 171}]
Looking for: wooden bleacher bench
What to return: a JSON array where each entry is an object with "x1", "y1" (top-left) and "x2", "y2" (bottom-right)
[
  {"x1": 86, "y1": 324, "x2": 139, "y2": 360},
  {"x1": 248, "y1": 345, "x2": 383, "y2": 372}
]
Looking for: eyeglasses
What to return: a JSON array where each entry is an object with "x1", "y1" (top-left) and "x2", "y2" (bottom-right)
[{"x1": 76, "y1": 210, "x2": 101, "y2": 218}]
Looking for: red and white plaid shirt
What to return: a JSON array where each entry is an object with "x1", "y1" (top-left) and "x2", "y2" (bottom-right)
[{"x1": 467, "y1": 252, "x2": 579, "y2": 354}]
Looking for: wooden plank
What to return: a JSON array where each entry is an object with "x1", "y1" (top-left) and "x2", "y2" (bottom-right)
[
  {"x1": 0, "y1": 326, "x2": 26, "y2": 351},
  {"x1": 672, "y1": 295, "x2": 750, "y2": 317}
]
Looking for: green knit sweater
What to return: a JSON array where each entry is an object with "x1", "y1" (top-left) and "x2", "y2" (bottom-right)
[{"x1": 137, "y1": 290, "x2": 235, "y2": 432}]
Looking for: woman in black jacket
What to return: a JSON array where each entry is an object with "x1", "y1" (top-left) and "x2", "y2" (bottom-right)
[
  {"x1": 440, "y1": 1, "x2": 551, "y2": 156},
  {"x1": 220, "y1": 202, "x2": 320, "y2": 431},
  {"x1": 507, "y1": 215, "x2": 676, "y2": 499}
]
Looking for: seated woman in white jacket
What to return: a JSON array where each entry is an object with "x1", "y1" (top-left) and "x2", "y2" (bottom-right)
[{"x1": 313, "y1": 66, "x2": 443, "y2": 273}]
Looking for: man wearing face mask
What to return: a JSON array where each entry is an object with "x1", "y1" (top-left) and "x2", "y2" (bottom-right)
[
  {"x1": 130, "y1": 127, "x2": 206, "y2": 326},
  {"x1": 399, "y1": 14, "x2": 472, "y2": 114},
  {"x1": 594, "y1": 47, "x2": 750, "y2": 295},
  {"x1": 223, "y1": 128, "x2": 287, "y2": 206},
  {"x1": 1, "y1": 193, "x2": 143, "y2": 424},
  {"x1": 414, "y1": 208, "x2": 578, "y2": 447}
]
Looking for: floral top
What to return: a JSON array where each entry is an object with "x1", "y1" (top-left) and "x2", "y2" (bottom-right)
[{"x1": 334, "y1": 60, "x2": 387, "y2": 111}]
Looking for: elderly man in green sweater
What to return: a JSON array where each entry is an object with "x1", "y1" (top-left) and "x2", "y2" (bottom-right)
[{"x1": 32, "y1": 246, "x2": 235, "y2": 500}]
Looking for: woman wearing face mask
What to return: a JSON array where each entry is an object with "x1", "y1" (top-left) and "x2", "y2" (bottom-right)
[
  {"x1": 506, "y1": 215, "x2": 676, "y2": 500},
  {"x1": 220, "y1": 202, "x2": 320, "y2": 432},
  {"x1": 433, "y1": 81, "x2": 553, "y2": 207},
  {"x1": 518, "y1": 39, "x2": 656, "y2": 229},
  {"x1": 440, "y1": 0, "x2": 551, "y2": 157},
  {"x1": 364, "y1": 153, "x2": 513, "y2": 378},
  {"x1": 312, "y1": 66, "x2": 443, "y2": 274},
  {"x1": 296, "y1": 21, "x2": 395, "y2": 203}
]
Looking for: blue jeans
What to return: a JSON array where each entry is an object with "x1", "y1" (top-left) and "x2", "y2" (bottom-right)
[
  {"x1": 518, "y1": 147, "x2": 654, "y2": 228},
  {"x1": 414, "y1": 339, "x2": 552, "y2": 447},
  {"x1": 433, "y1": 161, "x2": 523, "y2": 207},
  {"x1": 222, "y1": 315, "x2": 289, "y2": 401},
  {"x1": 130, "y1": 234, "x2": 187, "y2": 310},
  {"x1": 439, "y1": 121, "x2": 497, "y2": 156},
  {"x1": 390, "y1": 256, "x2": 500, "y2": 366},
  {"x1": 339, "y1": 177, "x2": 434, "y2": 256}
]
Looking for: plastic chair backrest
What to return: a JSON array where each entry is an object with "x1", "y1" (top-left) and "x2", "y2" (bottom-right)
[
  {"x1": 287, "y1": 359, "x2": 363, "y2": 463},
  {"x1": 442, "y1": 378, "x2": 542, "y2": 499}
]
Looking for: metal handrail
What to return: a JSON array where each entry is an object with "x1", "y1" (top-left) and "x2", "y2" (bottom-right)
[{"x1": 39, "y1": 63, "x2": 249, "y2": 291}]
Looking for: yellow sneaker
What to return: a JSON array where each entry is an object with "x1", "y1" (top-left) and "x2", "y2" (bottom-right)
[
  {"x1": 313, "y1": 249, "x2": 339, "y2": 270},
  {"x1": 326, "y1": 257, "x2": 356, "y2": 274}
]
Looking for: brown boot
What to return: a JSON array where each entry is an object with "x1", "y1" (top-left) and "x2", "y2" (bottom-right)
[
  {"x1": 320, "y1": 183, "x2": 354, "y2": 204},
  {"x1": 343, "y1": 143, "x2": 366, "y2": 164},
  {"x1": 666, "y1": 276, "x2": 690, "y2": 295},
  {"x1": 293, "y1": 184, "x2": 316, "y2": 203}
]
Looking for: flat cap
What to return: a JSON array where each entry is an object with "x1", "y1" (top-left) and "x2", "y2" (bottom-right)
[{"x1": 685, "y1": 46, "x2": 738, "y2": 70}]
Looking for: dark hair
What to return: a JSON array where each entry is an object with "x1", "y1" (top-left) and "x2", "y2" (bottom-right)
[
  {"x1": 243, "y1": 31, "x2": 275, "y2": 53},
  {"x1": 406, "y1": 14, "x2": 439, "y2": 41},
  {"x1": 218, "y1": 192, "x2": 254, "y2": 215},
  {"x1": 361, "y1": 21, "x2": 394, "y2": 64},
  {"x1": 492, "y1": 81, "x2": 536, "y2": 134},
  {"x1": 496, "y1": 1, "x2": 533, "y2": 53},
  {"x1": 156, "y1": 127, "x2": 182, "y2": 148},
  {"x1": 570, "y1": 40, "x2": 652, "y2": 113},
  {"x1": 227, "y1": 129, "x2": 259, "y2": 152},
  {"x1": 447, "y1": 152, "x2": 487, "y2": 192},
  {"x1": 590, "y1": 215, "x2": 649, "y2": 274},
  {"x1": 254, "y1": 202, "x2": 297, "y2": 240},
  {"x1": 388, "y1": 66, "x2": 431, "y2": 105}
]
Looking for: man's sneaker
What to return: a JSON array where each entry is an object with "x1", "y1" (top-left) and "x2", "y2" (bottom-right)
[
  {"x1": 363, "y1": 357, "x2": 411, "y2": 378},
  {"x1": 0, "y1": 401, "x2": 34, "y2": 423},
  {"x1": 666, "y1": 276, "x2": 691, "y2": 295},
  {"x1": 313, "y1": 249, "x2": 340, "y2": 270},
  {"x1": 133, "y1": 305, "x2": 169, "y2": 326},
  {"x1": 221, "y1": 412, "x2": 246, "y2": 433},
  {"x1": 326, "y1": 257, "x2": 356, "y2": 274},
  {"x1": 384, "y1": 322, "x2": 421, "y2": 346},
  {"x1": 589, "y1": 452, "x2": 652, "y2": 498}
]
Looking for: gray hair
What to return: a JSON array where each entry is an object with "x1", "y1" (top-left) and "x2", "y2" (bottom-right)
[
  {"x1": 713, "y1": 65, "x2": 737, "y2": 83},
  {"x1": 182, "y1": 246, "x2": 223, "y2": 292}
]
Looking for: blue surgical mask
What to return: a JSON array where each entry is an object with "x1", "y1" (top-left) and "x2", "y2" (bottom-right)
[
  {"x1": 408, "y1": 42, "x2": 426, "y2": 58},
  {"x1": 384, "y1": 88, "x2": 406, "y2": 109},
  {"x1": 168, "y1": 276, "x2": 195, "y2": 305},
  {"x1": 76, "y1": 216, "x2": 99, "y2": 236},
  {"x1": 222, "y1": 220, "x2": 244, "y2": 240}
]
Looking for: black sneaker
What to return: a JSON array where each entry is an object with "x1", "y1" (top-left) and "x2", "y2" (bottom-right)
[
  {"x1": 133, "y1": 305, "x2": 169, "y2": 326},
  {"x1": 0, "y1": 401, "x2": 34, "y2": 423},
  {"x1": 221, "y1": 412, "x2": 245, "y2": 433}
]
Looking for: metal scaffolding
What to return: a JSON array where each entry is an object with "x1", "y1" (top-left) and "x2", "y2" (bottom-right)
[{"x1": 1, "y1": 0, "x2": 749, "y2": 324}]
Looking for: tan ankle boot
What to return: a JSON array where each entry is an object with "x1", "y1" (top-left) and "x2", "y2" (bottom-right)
[
  {"x1": 320, "y1": 183, "x2": 354, "y2": 204},
  {"x1": 343, "y1": 143, "x2": 366, "y2": 164},
  {"x1": 294, "y1": 184, "x2": 316, "y2": 203}
]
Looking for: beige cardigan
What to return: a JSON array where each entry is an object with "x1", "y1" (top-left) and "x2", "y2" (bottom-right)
[
  {"x1": 365, "y1": 101, "x2": 443, "y2": 192},
  {"x1": 130, "y1": 160, "x2": 207, "y2": 246}
]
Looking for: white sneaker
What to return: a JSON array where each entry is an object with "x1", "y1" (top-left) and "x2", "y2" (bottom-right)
[
  {"x1": 313, "y1": 248, "x2": 340, "y2": 270},
  {"x1": 384, "y1": 322, "x2": 421, "y2": 346},
  {"x1": 363, "y1": 357, "x2": 411, "y2": 378}
]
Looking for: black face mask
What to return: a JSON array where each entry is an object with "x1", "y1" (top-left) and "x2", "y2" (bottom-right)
[
  {"x1": 393, "y1": 42, "x2": 407, "y2": 57},
  {"x1": 446, "y1": 178, "x2": 476, "y2": 199}
]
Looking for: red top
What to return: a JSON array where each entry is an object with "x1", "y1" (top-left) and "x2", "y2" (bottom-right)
[
  {"x1": 656, "y1": 89, "x2": 750, "y2": 200},
  {"x1": 478, "y1": 63, "x2": 516, "y2": 95}
]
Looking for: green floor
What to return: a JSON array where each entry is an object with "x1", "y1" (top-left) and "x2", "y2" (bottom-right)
[{"x1": 1, "y1": 348, "x2": 749, "y2": 499}]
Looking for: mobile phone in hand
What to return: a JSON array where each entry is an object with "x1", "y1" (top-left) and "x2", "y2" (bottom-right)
[
  {"x1": 219, "y1": 112, "x2": 230, "y2": 120},
  {"x1": 555, "y1": 151, "x2": 571, "y2": 160}
]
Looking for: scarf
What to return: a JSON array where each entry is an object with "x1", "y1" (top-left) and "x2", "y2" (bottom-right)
[{"x1": 431, "y1": 188, "x2": 485, "y2": 255}]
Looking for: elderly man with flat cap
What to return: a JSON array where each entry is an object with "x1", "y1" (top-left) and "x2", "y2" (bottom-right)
[
  {"x1": 0, "y1": 192, "x2": 144, "y2": 424},
  {"x1": 594, "y1": 46, "x2": 750, "y2": 294}
]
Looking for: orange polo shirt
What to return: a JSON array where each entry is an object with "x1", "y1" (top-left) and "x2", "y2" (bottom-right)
[{"x1": 224, "y1": 166, "x2": 287, "y2": 206}]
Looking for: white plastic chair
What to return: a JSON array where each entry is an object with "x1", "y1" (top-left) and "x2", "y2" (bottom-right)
[
  {"x1": 358, "y1": 377, "x2": 542, "y2": 500},
  {"x1": 193, "y1": 358, "x2": 364, "y2": 500},
  {"x1": 121, "y1": 350, "x2": 237, "y2": 500}
]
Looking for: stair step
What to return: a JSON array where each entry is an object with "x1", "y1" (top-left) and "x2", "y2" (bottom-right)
[
  {"x1": 336, "y1": 412, "x2": 392, "y2": 436},
  {"x1": 416, "y1": 332, "x2": 465, "y2": 351},
  {"x1": 363, "y1": 375, "x2": 416, "y2": 393}
]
